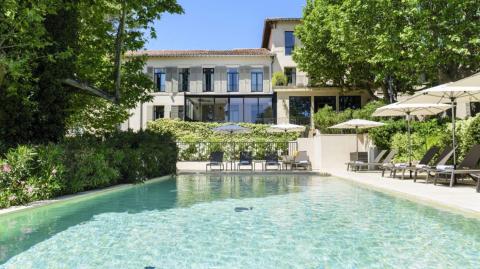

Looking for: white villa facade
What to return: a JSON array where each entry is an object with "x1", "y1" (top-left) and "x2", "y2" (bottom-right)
[{"x1": 122, "y1": 18, "x2": 372, "y2": 131}]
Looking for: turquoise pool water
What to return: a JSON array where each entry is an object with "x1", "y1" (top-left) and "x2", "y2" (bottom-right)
[{"x1": 0, "y1": 174, "x2": 479, "y2": 268}]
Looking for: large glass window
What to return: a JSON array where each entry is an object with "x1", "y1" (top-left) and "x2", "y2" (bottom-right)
[
  {"x1": 285, "y1": 68, "x2": 296, "y2": 86},
  {"x1": 203, "y1": 68, "x2": 214, "y2": 92},
  {"x1": 285, "y1": 31, "x2": 295, "y2": 55},
  {"x1": 471, "y1": 102, "x2": 480, "y2": 116},
  {"x1": 244, "y1": 98, "x2": 259, "y2": 123},
  {"x1": 185, "y1": 96, "x2": 274, "y2": 123},
  {"x1": 178, "y1": 68, "x2": 189, "y2": 92},
  {"x1": 153, "y1": 105, "x2": 164, "y2": 120},
  {"x1": 227, "y1": 68, "x2": 239, "y2": 92},
  {"x1": 314, "y1": 96, "x2": 336, "y2": 112},
  {"x1": 229, "y1": 98, "x2": 244, "y2": 122},
  {"x1": 289, "y1": 96, "x2": 311, "y2": 125},
  {"x1": 258, "y1": 97, "x2": 274, "y2": 124},
  {"x1": 154, "y1": 68, "x2": 166, "y2": 92},
  {"x1": 339, "y1": 96, "x2": 361, "y2": 111},
  {"x1": 251, "y1": 69, "x2": 263, "y2": 92}
]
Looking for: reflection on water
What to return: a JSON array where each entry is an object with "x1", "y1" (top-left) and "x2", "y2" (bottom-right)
[{"x1": 0, "y1": 173, "x2": 312, "y2": 264}]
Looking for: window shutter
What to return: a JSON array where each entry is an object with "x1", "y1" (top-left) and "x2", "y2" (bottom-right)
[
  {"x1": 190, "y1": 67, "x2": 201, "y2": 93},
  {"x1": 171, "y1": 67, "x2": 178, "y2": 92},
  {"x1": 170, "y1": 105, "x2": 179, "y2": 119},
  {"x1": 214, "y1": 66, "x2": 226, "y2": 93},
  {"x1": 147, "y1": 66, "x2": 155, "y2": 89},
  {"x1": 239, "y1": 66, "x2": 251, "y2": 93},
  {"x1": 263, "y1": 66, "x2": 270, "y2": 92},
  {"x1": 146, "y1": 105, "x2": 154, "y2": 122}
]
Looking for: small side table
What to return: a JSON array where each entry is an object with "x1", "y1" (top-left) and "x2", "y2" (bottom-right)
[{"x1": 253, "y1": 160, "x2": 264, "y2": 171}]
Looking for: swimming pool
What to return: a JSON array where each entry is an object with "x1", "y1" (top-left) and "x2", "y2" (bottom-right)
[{"x1": 1, "y1": 173, "x2": 479, "y2": 268}]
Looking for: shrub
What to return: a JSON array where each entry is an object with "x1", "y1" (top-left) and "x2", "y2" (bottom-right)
[
  {"x1": 147, "y1": 119, "x2": 298, "y2": 160},
  {"x1": 272, "y1": 72, "x2": 287, "y2": 86},
  {"x1": 390, "y1": 133, "x2": 425, "y2": 162},
  {"x1": 0, "y1": 131, "x2": 178, "y2": 208},
  {"x1": 314, "y1": 101, "x2": 385, "y2": 134}
]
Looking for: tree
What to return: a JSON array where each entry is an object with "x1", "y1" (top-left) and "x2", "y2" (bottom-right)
[
  {"x1": 294, "y1": 0, "x2": 480, "y2": 102},
  {"x1": 0, "y1": 0, "x2": 183, "y2": 145}
]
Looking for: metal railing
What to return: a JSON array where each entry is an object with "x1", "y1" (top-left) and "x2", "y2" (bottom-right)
[{"x1": 177, "y1": 141, "x2": 298, "y2": 161}]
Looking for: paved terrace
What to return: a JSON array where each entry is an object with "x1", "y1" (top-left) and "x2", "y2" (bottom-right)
[{"x1": 178, "y1": 161, "x2": 480, "y2": 216}]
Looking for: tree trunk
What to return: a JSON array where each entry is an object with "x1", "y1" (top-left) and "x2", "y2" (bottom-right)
[{"x1": 113, "y1": 1, "x2": 126, "y2": 104}]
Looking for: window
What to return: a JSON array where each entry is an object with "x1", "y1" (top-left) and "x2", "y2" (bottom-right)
[
  {"x1": 314, "y1": 96, "x2": 336, "y2": 112},
  {"x1": 170, "y1": 105, "x2": 184, "y2": 119},
  {"x1": 153, "y1": 106, "x2": 164, "y2": 120},
  {"x1": 339, "y1": 96, "x2": 361, "y2": 111},
  {"x1": 178, "y1": 68, "x2": 189, "y2": 92},
  {"x1": 289, "y1": 96, "x2": 311, "y2": 125},
  {"x1": 285, "y1": 68, "x2": 296, "y2": 86},
  {"x1": 154, "y1": 68, "x2": 166, "y2": 92},
  {"x1": 471, "y1": 102, "x2": 480, "y2": 116},
  {"x1": 285, "y1": 31, "x2": 295, "y2": 55},
  {"x1": 227, "y1": 68, "x2": 239, "y2": 92},
  {"x1": 203, "y1": 68, "x2": 214, "y2": 92},
  {"x1": 251, "y1": 69, "x2": 263, "y2": 92},
  {"x1": 185, "y1": 96, "x2": 274, "y2": 123}
]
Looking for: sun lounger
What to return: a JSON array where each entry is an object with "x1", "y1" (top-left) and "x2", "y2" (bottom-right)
[
  {"x1": 414, "y1": 146, "x2": 454, "y2": 183},
  {"x1": 206, "y1": 151, "x2": 224, "y2": 172},
  {"x1": 264, "y1": 152, "x2": 281, "y2": 171},
  {"x1": 433, "y1": 144, "x2": 480, "y2": 187},
  {"x1": 347, "y1": 150, "x2": 387, "y2": 171},
  {"x1": 292, "y1": 151, "x2": 311, "y2": 170},
  {"x1": 390, "y1": 146, "x2": 439, "y2": 180},
  {"x1": 237, "y1": 151, "x2": 253, "y2": 171}
]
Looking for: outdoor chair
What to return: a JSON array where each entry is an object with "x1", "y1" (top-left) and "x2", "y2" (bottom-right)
[
  {"x1": 375, "y1": 150, "x2": 398, "y2": 177},
  {"x1": 347, "y1": 150, "x2": 387, "y2": 171},
  {"x1": 264, "y1": 152, "x2": 281, "y2": 171},
  {"x1": 433, "y1": 144, "x2": 480, "y2": 187},
  {"x1": 414, "y1": 146, "x2": 454, "y2": 183},
  {"x1": 206, "y1": 151, "x2": 224, "y2": 172},
  {"x1": 348, "y1": 150, "x2": 396, "y2": 174},
  {"x1": 237, "y1": 151, "x2": 253, "y2": 171},
  {"x1": 390, "y1": 146, "x2": 439, "y2": 180},
  {"x1": 292, "y1": 151, "x2": 312, "y2": 170}
]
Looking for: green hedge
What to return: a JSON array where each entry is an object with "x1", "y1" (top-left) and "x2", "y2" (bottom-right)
[
  {"x1": 0, "y1": 130, "x2": 177, "y2": 208},
  {"x1": 148, "y1": 119, "x2": 301, "y2": 160}
]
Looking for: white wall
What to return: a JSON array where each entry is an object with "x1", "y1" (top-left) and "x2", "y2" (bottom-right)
[{"x1": 297, "y1": 134, "x2": 373, "y2": 172}]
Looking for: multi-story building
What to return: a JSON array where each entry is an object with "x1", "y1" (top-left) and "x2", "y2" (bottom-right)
[{"x1": 122, "y1": 18, "x2": 372, "y2": 131}]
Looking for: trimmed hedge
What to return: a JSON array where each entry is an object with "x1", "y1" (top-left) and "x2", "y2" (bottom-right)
[
  {"x1": 0, "y1": 130, "x2": 177, "y2": 208},
  {"x1": 147, "y1": 119, "x2": 301, "y2": 160}
]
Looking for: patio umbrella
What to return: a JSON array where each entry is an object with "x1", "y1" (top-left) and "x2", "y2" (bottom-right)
[
  {"x1": 212, "y1": 124, "x2": 251, "y2": 169},
  {"x1": 401, "y1": 72, "x2": 480, "y2": 166},
  {"x1": 266, "y1": 123, "x2": 306, "y2": 133},
  {"x1": 329, "y1": 119, "x2": 385, "y2": 155},
  {"x1": 212, "y1": 124, "x2": 251, "y2": 134},
  {"x1": 373, "y1": 103, "x2": 451, "y2": 167}
]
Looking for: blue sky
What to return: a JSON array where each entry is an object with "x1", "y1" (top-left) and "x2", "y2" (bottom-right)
[{"x1": 145, "y1": 0, "x2": 305, "y2": 50}]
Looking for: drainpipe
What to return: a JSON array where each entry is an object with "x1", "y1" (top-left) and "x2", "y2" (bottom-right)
[{"x1": 140, "y1": 101, "x2": 143, "y2": 131}]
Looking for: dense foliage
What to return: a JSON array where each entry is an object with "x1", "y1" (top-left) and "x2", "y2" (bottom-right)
[
  {"x1": 0, "y1": 131, "x2": 177, "y2": 208},
  {"x1": 148, "y1": 119, "x2": 301, "y2": 160},
  {"x1": 294, "y1": 0, "x2": 480, "y2": 101},
  {"x1": 314, "y1": 101, "x2": 385, "y2": 133},
  {"x1": 272, "y1": 72, "x2": 287, "y2": 86},
  {"x1": 0, "y1": 0, "x2": 183, "y2": 146}
]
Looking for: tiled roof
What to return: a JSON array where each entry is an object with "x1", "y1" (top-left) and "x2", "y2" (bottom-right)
[
  {"x1": 126, "y1": 48, "x2": 273, "y2": 57},
  {"x1": 262, "y1": 18, "x2": 302, "y2": 49}
]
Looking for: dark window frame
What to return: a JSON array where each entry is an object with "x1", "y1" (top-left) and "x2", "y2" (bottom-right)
[
  {"x1": 251, "y1": 69, "x2": 263, "y2": 92},
  {"x1": 183, "y1": 94, "x2": 275, "y2": 124},
  {"x1": 153, "y1": 105, "x2": 165, "y2": 120},
  {"x1": 227, "y1": 68, "x2": 239, "y2": 92},
  {"x1": 285, "y1": 31, "x2": 295, "y2": 56},
  {"x1": 285, "y1": 67, "x2": 296, "y2": 86},
  {"x1": 289, "y1": 96, "x2": 311, "y2": 126},
  {"x1": 154, "y1": 68, "x2": 166, "y2": 92},
  {"x1": 339, "y1": 96, "x2": 362, "y2": 111},
  {"x1": 179, "y1": 68, "x2": 189, "y2": 92},
  {"x1": 203, "y1": 68, "x2": 214, "y2": 92},
  {"x1": 314, "y1": 96, "x2": 337, "y2": 112}
]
